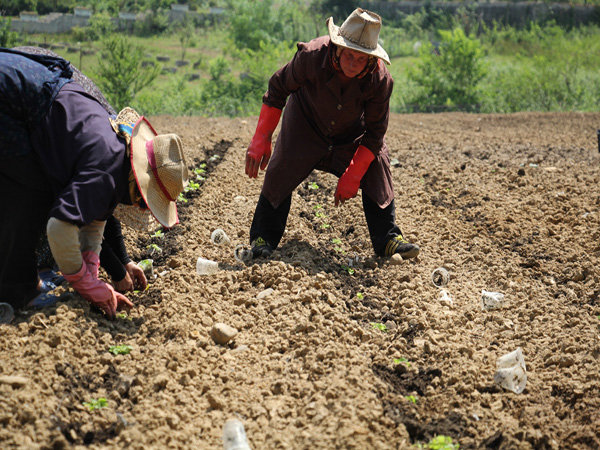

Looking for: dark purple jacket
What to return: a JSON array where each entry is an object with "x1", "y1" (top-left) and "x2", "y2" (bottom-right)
[{"x1": 261, "y1": 36, "x2": 395, "y2": 209}]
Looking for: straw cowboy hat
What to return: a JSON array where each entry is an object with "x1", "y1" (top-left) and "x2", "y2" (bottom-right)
[
  {"x1": 129, "y1": 114, "x2": 188, "y2": 228},
  {"x1": 327, "y1": 8, "x2": 390, "y2": 65}
]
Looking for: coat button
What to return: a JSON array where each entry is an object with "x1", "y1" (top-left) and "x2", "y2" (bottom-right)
[
  {"x1": 330, "y1": 120, "x2": 335, "y2": 125},
  {"x1": 337, "y1": 104, "x2": 342, "y2": 110},
  {"x1": 328, "y1": 145, "x2": 333, "y2": 151}
]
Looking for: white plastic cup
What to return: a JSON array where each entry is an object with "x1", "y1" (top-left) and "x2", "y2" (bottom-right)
[
  {"x1": 234, "y1": 245, "x2": 252, "y2": 263},
  {"x1": 211, "y1": 229, "x2": 231, "y2": 246},
  {"x1": 222, "y1": 418, "x2": 251, "y2": 450},
  {"x1": 196, "y1": 257, "x2": 219, "y2": 275},
  {"x1": 431, "y1": 267, "x2": 450, "y2": 288},
  {"x1": 494, "y1": 347, "x2": 527, "y2": 394},
  {"x1": 137, "y1": 259, "x2": 154, "y2": 278},
  {"x1": 481, "y1": 290, "x2": 505, "y2": 310}
]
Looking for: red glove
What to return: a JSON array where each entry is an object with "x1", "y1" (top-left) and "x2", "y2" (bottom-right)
[
  {"x1": 245, "y1": 104, "x2": 282, "y2": 178},
  {"x1": 64, "y1": 261, "x2": 133, "y2": 319},
  {"x1": 82, "y1": 251, "x2": 100, "y2": 279},
  {"x1": 335, "y1": 145, "x2": 375, "y2": 206}
]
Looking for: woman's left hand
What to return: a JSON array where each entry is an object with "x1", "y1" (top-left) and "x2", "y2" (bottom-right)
[{"x1": 125, "y1": 261, "x2": 148, "y2": 291}]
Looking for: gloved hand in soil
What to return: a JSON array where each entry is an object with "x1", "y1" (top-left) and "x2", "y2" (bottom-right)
[
  {"x1": 64, "y1": 259, "x2": 133, "y2": 319},
  {"x1": 246, "y1": 104, "x2": 282, "y2": 178},
  {"x1": 335, "y1": 145, "x2": 375, "y2": 206}
]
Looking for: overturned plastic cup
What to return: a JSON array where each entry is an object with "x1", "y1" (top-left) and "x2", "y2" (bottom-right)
[
  {"x1": 223, "y1": 418, "x2": 251, "y2": 450},
  {"x1": 494, "y1": 347, "x2": 527, "y2": 394},
  {"x1": 211, "y1": 229, "x2": 231, "y2": 246},
  {"x1": 234, "y1": 245, "x2": 252, "y2": 264},
  {"x1": 481, "y1": 290, "x2": 505, "y2": 310},
  {"x1": 196, "y1": 257, "x2": 219, "y2": 276},
  {"x1": 431, "y1": 267, "x2": 450, "y2": 288},
  {"x1": 0, "y1": 302, "x2": 14, "y2": 324}
]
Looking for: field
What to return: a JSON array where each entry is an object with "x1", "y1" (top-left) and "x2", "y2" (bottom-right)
[{"x1": 1, "y1": 111, "x2": 600, "y2": 449}]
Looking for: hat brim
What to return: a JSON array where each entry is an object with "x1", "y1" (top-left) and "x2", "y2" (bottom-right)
[
  {"x1": 327, "y1": 17, "x2": 390, "y2": 65},
  {"x1": 130, "y1": 117, "x2": 179, "y2": 228}
]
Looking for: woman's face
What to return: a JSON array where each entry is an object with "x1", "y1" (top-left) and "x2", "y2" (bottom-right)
[{"x1": 338, "y1": 48, "x2": 369, "y2": 78}]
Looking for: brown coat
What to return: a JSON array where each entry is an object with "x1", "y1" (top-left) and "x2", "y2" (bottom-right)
[{"x1": 261, "y1": 35, "x2": 395, "y2": 209}]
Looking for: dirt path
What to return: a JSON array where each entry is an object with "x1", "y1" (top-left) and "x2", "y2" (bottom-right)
[{"x1": 1, "y1": 112, "x2": 599, "y2": 449}]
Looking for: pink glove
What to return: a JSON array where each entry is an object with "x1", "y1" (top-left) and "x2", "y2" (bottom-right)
[
  {"x1": 63, "y1": 261, "x2": 133, "y2": 319},
  {"x1": 335, "y1": 145, "x2": 375, "y2": 206},
  {"x1": 245, "y1": 104, "x2": 282, "y2": 178},
  {"x1": 82, "y1": 251, "x2": 100, "y2": 279}
]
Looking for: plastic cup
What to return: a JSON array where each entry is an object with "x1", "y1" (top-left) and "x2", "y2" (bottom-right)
[
  {"x1": 196, "y1": 257, "x2": 219, "y2": 275},
  {"x1": 222, "y1": 418, "x2": 251, "y2": 450},
  {"x1": 431, "y1": 267, "x2": 450, "y2": 288},
  {"x1": 234, "y1": 245, "x2": 252, "y2": 263},
  {"x1": 481, "y1": 290, "x2": 505, "y2": 310},
  {"x1": 211, "y1": 229, "x2": 231, "y2": 246},
  {"x1": 0, "y1": 302, "x2": 14, "y2": 324},
  {"x1": 137, "y1": 259, "x2": 154, "y2": 278},
  {"x1": 494, "y1": 347, "x2": 527, "y2": 394}
]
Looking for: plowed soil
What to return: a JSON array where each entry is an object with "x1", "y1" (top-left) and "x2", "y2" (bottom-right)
[{"x1": 1, "y1": 112, "x2": 600, "y2": 449}]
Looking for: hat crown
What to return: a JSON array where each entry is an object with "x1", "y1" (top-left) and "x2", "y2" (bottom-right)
[
  {"x1": 338, "y1": 8, "x2": 382, "y2": 51},
  {"x1": 151, "y1": 133, "x2": 188, "y2": 199}
]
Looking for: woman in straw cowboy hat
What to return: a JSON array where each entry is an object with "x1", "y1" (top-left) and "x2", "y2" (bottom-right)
[
  {"x1": 245, "y1": 8, "x2": 420, "y2": 260},
  {"x1": 11, "y1": 47, "x2": 150, "y2": 303},
  {"x1": 0, "y1": 48, "x2": 188, "y2": 319}
]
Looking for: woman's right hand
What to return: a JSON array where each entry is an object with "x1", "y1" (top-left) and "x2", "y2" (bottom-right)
[{"x1": 64, "y1": 262, "x2": 133, "y2": 319}]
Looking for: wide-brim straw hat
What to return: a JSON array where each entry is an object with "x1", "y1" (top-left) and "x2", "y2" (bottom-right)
[
  {"x1": 130, "y1": 116, "x2": 189, "y2": 228},
  {"x1": 327, "y1": 8, "x2": 390, "y2": 65}
]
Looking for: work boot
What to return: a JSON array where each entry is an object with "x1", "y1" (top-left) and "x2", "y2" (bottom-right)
[
  {"x1": 251, "y1": 237, "x2": 274, "y2": 258},
  {"x1": 384, "y1": 235, "x2": 420, "y2": 259}
]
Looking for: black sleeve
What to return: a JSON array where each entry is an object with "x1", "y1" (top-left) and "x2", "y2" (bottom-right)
[
  {"x1": 103, "y1": 215, "x2": 131, "y2": 266},
  {"x1": 99, "y1": 215, "x2": 131, "y2": 281},
  {"x1": 100, "y1": 243, "x2": 126, "y2": 281}
]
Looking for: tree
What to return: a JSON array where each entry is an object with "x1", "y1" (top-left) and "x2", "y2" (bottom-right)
[
  {"x1": 0, "y1": 17, "x2": 18, "y2": 48},
  {"x1": 408, "y1": 27, "x2": 487, "y2": 112},
  {"x1": 94, "y1": 35, "x2": 160, "y2": 110}
]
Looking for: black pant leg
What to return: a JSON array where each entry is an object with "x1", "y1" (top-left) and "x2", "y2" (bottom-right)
[
  {"x1": 0, "y1": 154, "x2": 53, "y2": 309},
  {"x1": 362, "y1": 194, "x2": 401, "y2": 256},
  {"x1": 249, "y1": 193, "x2": 292, "y2": 249}
]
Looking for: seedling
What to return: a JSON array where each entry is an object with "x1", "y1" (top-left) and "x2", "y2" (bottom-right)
[
  {"x1": 340, "y1": 264, "x2": 354, "y2": 275},
  {"x1": 151, "y1": 229, "x2": 164, "y2": 239},
  {"x1": 357, "y1": 292, "x2": 364, "y2": 300},
  {"x1": 147, "y1": 243, "x2": 162, "y2": 255},
  {"x1": 370, "y1": 322, "x2": 387, "y2": 332},
  {"x1": 83, "y1": 397, "x2": 107, "y2": 411},
  {"x1": 209, "y1": 154, "x2": 220, "y2": 162},
  {"x1": 116, "y1": 312, "x2": 132, "y2": 320},
  {"x1": 109, "y1": 345, "x2": 132, "y2": 355},
  {"x1": 334, "y1": 246, "x2": 345, "y2": 253},
  {"x1": 194, "y1": 167, "x2": 206, "y2": 180},
  {"x1": 320, "y1": 223, "x2": 330, "y2": 229},
  {"x1": 405, "y1": 395, "x2": 418, "y2": 404},
  {"x1": 178, "y1": 193, "x2": 188, "y2": 203},
  {"x1": 331, "y1": 238, "x2": 342, "y2": 245},
  {"x1": 308, "y1": 182, "x2": 319, "y2": 190},
  {"x1": 185, "y1": 180, "x2": 200, "y2": 192},
  {"x1": 422, "y1": 435, "x2": 459, "y2": 450},
  {"x1": 393, "y1": 357, "x2": 411, "y2": 367}
]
